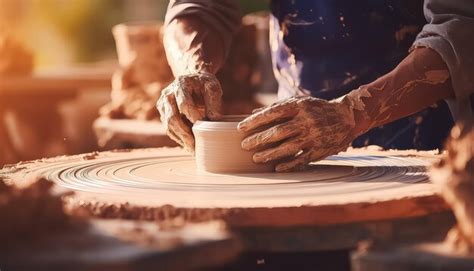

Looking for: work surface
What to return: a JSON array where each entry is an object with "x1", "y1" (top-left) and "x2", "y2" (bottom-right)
[{"x1": 1, "y1": 147, "x2": 449, "y2": 228}]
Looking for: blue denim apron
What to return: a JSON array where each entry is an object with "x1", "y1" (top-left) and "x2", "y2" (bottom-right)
[{"x1": 270, "y1": 0, "x2": 453, "y2": 150}]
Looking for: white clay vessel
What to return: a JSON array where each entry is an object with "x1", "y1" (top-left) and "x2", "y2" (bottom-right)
[{"x1": 193, "y1": 115, "x2": 274, "y2": 173}]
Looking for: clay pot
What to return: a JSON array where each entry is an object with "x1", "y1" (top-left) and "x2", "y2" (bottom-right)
[{"x1": 193, "y1": 115, "x2": 274, "y2": 173}]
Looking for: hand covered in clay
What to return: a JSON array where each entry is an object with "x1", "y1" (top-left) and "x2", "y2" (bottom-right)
[
  {"x1": 157, "y1": 72, "x2": 223, "y2": 152},
  {"x1": 238, "y1": 96, "x2": 356, "y2": 172}
]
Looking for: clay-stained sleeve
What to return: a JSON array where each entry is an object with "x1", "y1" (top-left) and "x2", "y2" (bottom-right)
[
  {"x1": 411, "y1": 0, "x2": 474, "y2": 119},
  {"x1": 165, "y1": 0, "x2": 242, "y2": 57}
]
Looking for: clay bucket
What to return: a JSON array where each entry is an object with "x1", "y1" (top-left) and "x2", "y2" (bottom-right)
[{"x1": 193, "y1": 115, "x2": 274, "y2": 173}]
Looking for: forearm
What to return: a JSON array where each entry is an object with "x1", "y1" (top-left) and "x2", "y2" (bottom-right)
[
  {"x1": 163, "y1": 0, "x2": 241, "y2": 77},
  {"x1": 342, "y1": 47, "x2": 454, "y2": 137},
  {"x1": 164, "y1": 17, "x2": 225, "y2": 76}
]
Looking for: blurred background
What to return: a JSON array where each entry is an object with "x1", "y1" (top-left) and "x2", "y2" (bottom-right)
[
  {"x1": 0, "y1": 0, "x2": 272, "y2": 166},
  {"x1": 0, "y1": 0, "x2": 267, "y2": 66}
]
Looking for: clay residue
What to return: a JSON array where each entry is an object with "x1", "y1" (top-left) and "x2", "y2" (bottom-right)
[
  {"x1": 82, "y1": 151, "x2": 100, "y2": 161},
  {"x1": 342, "y1": 86, "x2": 372, "y2": 112},
  {"x1": 66, "y1": 198, "x2": 231, "y2": 223},
  {"x1": 372, "y1": 68, "x2": 449, "y2": 126}
]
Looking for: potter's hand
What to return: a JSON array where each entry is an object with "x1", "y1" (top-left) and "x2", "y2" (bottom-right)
[
  {"x1": 238, "y1": 96, "x2": 356, "y2": 172},
  {"x1": 157, "y1": 72, "x2": 223, "y2": 152}
]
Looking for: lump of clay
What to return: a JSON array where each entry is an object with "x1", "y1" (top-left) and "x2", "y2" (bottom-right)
[
  {"x1": 430, "y1": 121, "x2": 474, "y2": 254},
  {"x1": 0, "y1": 32, "x2": 33, "y2": 76}
]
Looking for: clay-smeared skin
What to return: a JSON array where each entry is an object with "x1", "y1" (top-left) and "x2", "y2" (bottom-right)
[
  {"x1": 163, "y1": 18, "x2": 225, "y2": 76},
  {"x1": 346, "y1": 47, "x2": 452, "y2": 136},
  {"x1": 430, "y1": 121, "x2": 474, "y2": 253},
  {"x1": 240, "y1": 47, "x2": 454, "y2": 172},
  {"x1": 157, "y1": 72, "x2": 223, "y2": 152},
  {"x1": 158, "y1": 17, "x2": 228, "y2": 151},
  {"x1": 239, "y1": 96, "x2": 356, "y2": 172}
]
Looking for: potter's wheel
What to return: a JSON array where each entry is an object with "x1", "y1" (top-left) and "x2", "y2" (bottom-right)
[{"x1": 1, "y1": 147, "x2": 449, "y2": 227}]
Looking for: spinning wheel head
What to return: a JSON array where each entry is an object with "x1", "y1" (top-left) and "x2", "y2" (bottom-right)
[{"x1": 0, "y1": 147, "x2": 448, "y2": 227}]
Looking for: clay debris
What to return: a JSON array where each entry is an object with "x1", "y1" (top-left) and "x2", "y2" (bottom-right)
[{"x1": 66, "y1": 199, "x2": 232, "y2": 225}]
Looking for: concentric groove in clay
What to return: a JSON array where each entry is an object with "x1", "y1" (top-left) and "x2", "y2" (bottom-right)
[{"x1": 9, "y1": 151, "x2": 434, "y2": 208}]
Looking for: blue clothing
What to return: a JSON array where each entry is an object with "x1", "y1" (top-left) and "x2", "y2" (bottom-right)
[{"x1": 269, "y1": 0, "x2": 454, "y2": 150}]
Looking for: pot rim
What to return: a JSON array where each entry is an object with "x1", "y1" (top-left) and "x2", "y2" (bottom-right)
[{"x1": 193, "y1": 115, "x2": 248, "y2": 132}]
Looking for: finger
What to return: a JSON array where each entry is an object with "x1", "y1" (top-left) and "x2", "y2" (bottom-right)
[
  {"x1": 275, "y1": 150, "x2": 314, "y2": 172},
  {"x1": 237, "y1": 98, "x2": 299, "y2": 133},
  {"x1": 167, "y1": 128, "x2": 184, "y2": 147},
  {"x1": 241, "y1": 121, "x2": 301, "y2": 151},
  {"x1": 251, "y1": 106, "x2": 266, "y2": 114},
  {"x1": 201, "y1": 75, "x2": 223, "y2": 120},
  {"x1": 175, "y1": 83, "x2": 205, "y2": 123},
  {"x1": 162, "y1": 93, "x2": 195, "y2": 152},
  {"x1": 156, "y1": 86, "x2": 171, "y2": 121},
  {"x1": 252, "y1": 98, "x2": 286, "y2": 114},
  {"x1": 253, "y1": 137, "x2": 309, "y2": 163}
]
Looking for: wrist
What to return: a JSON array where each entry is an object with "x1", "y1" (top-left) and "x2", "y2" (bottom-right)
[
  {"x1": 184, "y1": 61, "x2": 216, "y2": 75},
  {"x1": 338, "y1": 89, "x2": 372, "y2": 138},
  {"x1": 351, "y1": 111, "x2": 372, "y2": 138}
]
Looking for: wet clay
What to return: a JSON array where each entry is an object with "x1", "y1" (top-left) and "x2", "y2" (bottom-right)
[
  {"x1": 0, "y1": 147, "x2": 448, "y2": 227},
  {"x1": 193, "y1": 115, "x2": 274, "y2": 173}
]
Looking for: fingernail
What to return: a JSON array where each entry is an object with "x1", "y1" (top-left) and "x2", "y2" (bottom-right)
[
  {"x1": 241, "y1": 139, "x2": 251, "y2": 150},
  {"x1": 275, "y1": 164, "x2": 289, "y2": 172},
  {"x1": 253, "y1": 153, "x2": 263, "y2": 163},
  {"x1": 208, "y1": 111, "x2": 222, "y2": 121},
  {"x1": 237, "y1": 122, "x2": 247, "y2": 131}
]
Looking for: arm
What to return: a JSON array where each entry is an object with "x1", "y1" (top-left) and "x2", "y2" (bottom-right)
[
  {"x1": 412, "y1": 0, "x2": 474, "y2": 120},
  {"x1": 350, "y1": 0, "x2": 474, "y2": 137},
  {"x1": 238, "y1": 48, "x2": 453, "y2": 172},
  {"x1": 346, "y1": 47, "x2": 453, "y2": 138},
  {"x1": 238, "y1": 0, "x2": 474, "y2": 172},
  {"x1": 163, "y1": 0, "x2": 241, "y2": 75},
  {"x1": 157, "y1": 0, "x2": 241, "y2": 152}
]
